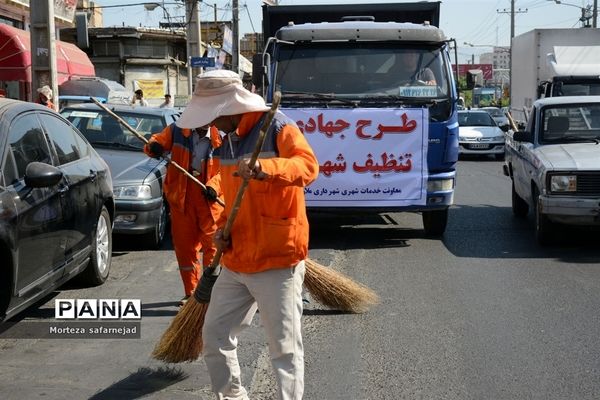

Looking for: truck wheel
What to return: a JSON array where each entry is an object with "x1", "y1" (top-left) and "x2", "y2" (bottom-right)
[
  {"x1": 79, "y1": 206, "x2": 112, "y2": 285},
  {"x1": 533, "y1": 189, "x2": 553, "y2": 245},
  {"x1": 422, "y1": 208, "x2": 448, "y2": 237},
  {"x1": 144, "y1": 199, "x2": 168, "y2": 249},
  {"x1": 511, "y1": 182, "x2": 528, "y2": 218}
]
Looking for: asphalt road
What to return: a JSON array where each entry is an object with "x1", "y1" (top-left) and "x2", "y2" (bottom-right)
[{"x1": 1, "y1": 159, "x2": 599, "y2": 399}]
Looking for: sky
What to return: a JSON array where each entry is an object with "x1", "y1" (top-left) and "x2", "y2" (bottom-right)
[{"x1": 97, "y1": 0, "x2": 596, "y2": 63}]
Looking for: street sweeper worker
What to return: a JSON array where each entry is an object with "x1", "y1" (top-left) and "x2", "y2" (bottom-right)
[
  {"x1": 176, "y1": 69, "x2": 319, "y2": 400},
  {"x1": 143, "y1": 123, "x2": 222, "y2": 306}
]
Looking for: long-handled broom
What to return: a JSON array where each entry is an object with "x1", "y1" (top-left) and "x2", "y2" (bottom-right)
[
  {"x1": 151, "y1": 92, "x2": 282, "y2": 363},
  {"x1": 93, "y1": 95, "x2": 379, "y2": 362}
]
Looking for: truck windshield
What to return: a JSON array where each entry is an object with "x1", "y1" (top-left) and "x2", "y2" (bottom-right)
[
  {"x1": 275, "y1": 43, "x2": 450, "y2": 100},
  {"x1": 555, "y1": 82, "x2": 600, "y2": 97},
  {"x1": 541, "y1": 104, "x2": 600, "y2": 144}
]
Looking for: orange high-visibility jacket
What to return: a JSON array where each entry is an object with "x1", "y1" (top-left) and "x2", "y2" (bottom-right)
[
  {"x1": 208, "y1": 111, "x2": 319, "y2": 274},
  {"x1": 144, "y1": 123, "x2": 221, "y2": 213}
]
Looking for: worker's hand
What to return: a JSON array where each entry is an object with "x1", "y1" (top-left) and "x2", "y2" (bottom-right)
[
  {"x1": 213, "y1": 229, "x2": 231, "y2": 251},
  {"x1": 234, "y1": 158, "x2": 267, "y2": 180},
  {"x1": 148, "y1": 141, "x2": 164, "y2": 159},
  {"x1": 203, "y1": 186, "x2": 218, "y2": 202}
]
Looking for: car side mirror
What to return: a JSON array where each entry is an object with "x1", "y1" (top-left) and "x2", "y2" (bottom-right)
[
  {"x1": 24, "y1": 162, "x2": 63, "y2": 188},
  {"x1": 512, "y1": 130, "x2": 533, "y2": 143},
  {"x1": 500, "y1": 124, "x2": 510, "y2": 132}
]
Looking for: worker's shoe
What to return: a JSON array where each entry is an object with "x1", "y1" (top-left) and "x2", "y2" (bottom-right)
[{"x1": 178, "y1": 295, "x2": 190, "y2": 307}]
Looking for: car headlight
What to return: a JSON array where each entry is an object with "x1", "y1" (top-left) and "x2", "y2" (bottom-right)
[
  {"x1": 459, "y1": 136, "x2": 467, "y2": 141},
  {"x1": 550, "y1": 175, "x2": 577, "y2": 192},
  {"x1": 113, "y1": 185, "x2": 152, "y2": 199},
  {"x1": 492, "y1": 135, "x2": 505, "y2": 142},
  {"x1": 428, "y1": 179, "x2": 454, "y2": 192}
]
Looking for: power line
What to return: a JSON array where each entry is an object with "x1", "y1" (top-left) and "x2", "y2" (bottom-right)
[{"x1": 497, "y1": 1, "x2": 528, "y2": 40}]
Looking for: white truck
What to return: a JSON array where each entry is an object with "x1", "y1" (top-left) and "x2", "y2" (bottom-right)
[{"x1": 510, "y1": 28, "x2": 600, "y2": 123}]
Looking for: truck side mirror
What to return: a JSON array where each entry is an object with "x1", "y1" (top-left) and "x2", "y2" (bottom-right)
[
  {"x1": 252, "y1": 53, "x2": 267, "y2": 95},
  {"x1": 513, "y1": 130, "x2": 533, "y2": 143},
  {"x1": 466, "y1": 72, "x2": 475, "y2": 90}
]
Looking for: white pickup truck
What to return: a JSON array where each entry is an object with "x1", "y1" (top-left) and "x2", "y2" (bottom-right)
[{"x1": 503, "y1": 96, "x2": 600, "y2": 244}]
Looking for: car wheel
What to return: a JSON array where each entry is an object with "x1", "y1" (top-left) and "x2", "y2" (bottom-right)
[
  {"x1": 79, "y1": 206, "x2": 112, "y2": 285},
  {"x1": 533, "y1": 189, "x2": 554, "y2": 246},
  {"x1": 511, "y1": 182, "x2": 528, "y2": 218},
  {"x1": 422, "y1": 208, "x2": 448, "y2": 237},
  {"x1": 494, "y1": 153, "x2": 505, "y2": 161},
  {"x1": 145, "y1": 199, "x2": 168, "y2": 249}
]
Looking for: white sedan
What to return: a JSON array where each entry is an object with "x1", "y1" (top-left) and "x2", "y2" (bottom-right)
[{"x1": 458, "y1": 110, "x2": 508, "y2": 160}]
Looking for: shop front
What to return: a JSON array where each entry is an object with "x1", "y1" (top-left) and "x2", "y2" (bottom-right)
[{"x1": 0, "y1": 24, "x2": 95, "y2": 101}]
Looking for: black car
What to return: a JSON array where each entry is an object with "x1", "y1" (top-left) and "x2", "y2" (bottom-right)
[
  {"x1": 0, "y1": 99, "x2": 114, "y2": 321},
  {"x1": 62, "y1": 104, "x2": 179, "y2": 248}
]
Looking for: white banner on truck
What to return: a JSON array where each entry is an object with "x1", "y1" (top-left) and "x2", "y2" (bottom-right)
[{"x1": 283, "y1": 108, "x2": 429, "y2": 207}]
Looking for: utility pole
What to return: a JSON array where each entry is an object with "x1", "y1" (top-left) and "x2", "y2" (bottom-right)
[
  {"x1": 497, "y1": 1, "x2": 527, "y2": 102},
  {"x1": 30, "y1": 0, "x2": 58, "y2": 110},
  {"x1": 497, "y1": 1, "x2": 527, "y2": 40},
  {"x1": 232, "y1": 0, "x2": 240, "y2": 74},
  {"x1": 594, "y1": 0, "x2": 598, "y2": 28},
  {"x1": 185, "y1": 0, "x2": 202, "y2": 96}
]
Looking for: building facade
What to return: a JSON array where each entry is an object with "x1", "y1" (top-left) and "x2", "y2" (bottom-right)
[
  {"x1": 0, "y1": 0, "x2": 102, "y2": 32},
  {"x1": 59, "y1": 26, "x2": 189, "y2": 106}
]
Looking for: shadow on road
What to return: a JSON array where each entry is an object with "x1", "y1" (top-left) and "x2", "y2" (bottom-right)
[
  {"x1": 141, "y1": 302, "x2": 180, "y2": 317},
  {"x1": 112, "y1": 231, "x2": 174, "y2": 256},
  {"x1": 308, "y1": 212, "x2": 417, "y2": 250},
  {"x1": 88, "y1": 366, "x2": 188, "y2": 400},
  {"x1": 444, "y1": 204, "x2": 600, "y2": 262}
]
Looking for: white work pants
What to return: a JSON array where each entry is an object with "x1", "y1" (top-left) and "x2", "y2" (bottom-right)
[{"x1": 203, "y1": 261, "x2": 305, "y2": 400}]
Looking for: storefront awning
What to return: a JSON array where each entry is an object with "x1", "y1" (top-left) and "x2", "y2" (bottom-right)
[{"x1": 0, "y1": 24, "x2": 95, "y2": 83}]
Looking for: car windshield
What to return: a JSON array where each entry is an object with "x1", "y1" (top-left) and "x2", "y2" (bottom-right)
[
  {"x1": 62, "y1": 109, "x2": 165, "y2": 150},
  {"x1": 541, "y1": 103, "x2": 600, "y2": 144},
  {"x1": 458, "y1": 112, "x2": 496, "y2": 127},
  {"x1": 483, "y1": 108, "x2": 503, "y2": 117}
]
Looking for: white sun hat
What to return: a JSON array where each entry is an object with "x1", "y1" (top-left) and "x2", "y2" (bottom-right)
[
  {"x1": 37, "y1": 85, "x2": 53, "y2": 99},
  {"x1": 176, "y1": 70, "x2": 270, "y2": 129}
]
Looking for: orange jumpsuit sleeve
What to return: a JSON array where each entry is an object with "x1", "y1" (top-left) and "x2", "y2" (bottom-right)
[
  {"x1": 258, "y1": 124, "x2": 319, "y2": 187},
  {"x1": 143, "y1": 125, "x2": 173, "y2": 156}
]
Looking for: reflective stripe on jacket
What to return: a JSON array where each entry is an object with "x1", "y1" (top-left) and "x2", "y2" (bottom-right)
[
  {"x1": 208, "y1": 111, "x2": 319, "y2": 274},
  {"x1": 144, "y1": 123, "x2": 220, "y2": 212}
]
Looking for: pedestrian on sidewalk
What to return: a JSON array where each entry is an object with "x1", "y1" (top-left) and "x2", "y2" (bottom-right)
[
  {"x1": 176, "y1": 69, "x2": 319, "y2": 400},
  {"x1": 159, "y1": 93, "x2": 174, "y2": 108},
  {"x1": 144, "y1": 123, "x2": 222, "y2": 306},
  {"x1": 36, "y1": 85, "x2": 55, "y2": 109},
  {"x1": 131, "y1": 89, "x2": 149, "y2": 106}
]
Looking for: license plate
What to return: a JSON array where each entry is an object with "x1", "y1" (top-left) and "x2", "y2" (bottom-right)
[{"x1": 469, "y1": 143, "x2": 490, "y2": 149}]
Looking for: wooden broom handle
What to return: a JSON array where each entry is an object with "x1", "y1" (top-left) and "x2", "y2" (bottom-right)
[
  {"x1": 90, "y1": 97, "x2": 225, "y2": 208},
  {"x1": 505, "y1": 109, "x2": 519, "y2": 133},
  {"x1": 208, "y1": 91, "x2": 282, "y2": 269}
]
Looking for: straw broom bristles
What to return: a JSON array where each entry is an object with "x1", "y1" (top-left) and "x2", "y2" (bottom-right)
[
  {"x1": 303, "y1": 258, "x2": 379, "y2": 313},
  {"x1": 151, "y1": 297, "x2": 208, "y2": 363}
]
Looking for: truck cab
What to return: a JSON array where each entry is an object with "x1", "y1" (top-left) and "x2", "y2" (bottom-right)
[
  {"x1": 254, "y1": 3, "x2": 458, "y2": 236},
  {"x1": 504, "y1": 96, "x2": 600, "y2": 244}
]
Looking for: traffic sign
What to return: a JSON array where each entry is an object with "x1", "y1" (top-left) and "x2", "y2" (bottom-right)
[{"x1": 190, "y1": 57, "x2": 216, "y2": 68}]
